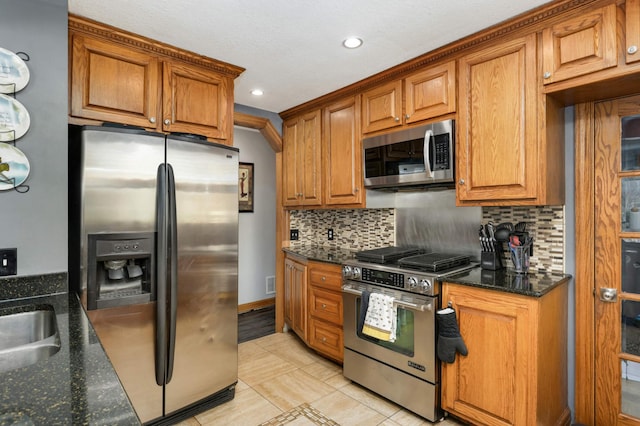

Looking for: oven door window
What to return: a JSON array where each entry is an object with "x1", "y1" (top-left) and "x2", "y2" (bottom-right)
[{"x1": 356, "y1": 298, "x2": 415, "y2": 357}]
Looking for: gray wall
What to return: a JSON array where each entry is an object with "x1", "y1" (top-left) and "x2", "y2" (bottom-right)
[
  {"x1": 234, "y1": 126, "x2": 277, "y2": 305},
  {"x1": 0, "y1": 0, "x2": 68, "y2": 278}
]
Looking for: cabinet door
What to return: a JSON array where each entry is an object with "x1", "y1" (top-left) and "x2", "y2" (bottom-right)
[
  {"x1": 457, "y1": 34, "x2": 538, "y2": 203},
  {"x1": 627, "y1": 0, "x2": 640, "y2": 64},
  {"x1": 323, "y1": 96, "x2": 363, "y2": 206},
  {"x1": 441, "y1": 284, "x2": 532, "y2": 426},
  {"x1": 70, "y1": 35, "x2": 160, "y2": 128},
  {"x1": 361, "y1": 80, "x2": 403, "y2": 134},
  {"x1": 405, "y1": 61, "x2": 456, "y2": 124},
  {"x1": 291, "y1": 260, "x2": 307, "y2": 339},
  {"x1": 162, "y1": 62, "x2": 231, "y2": 142},
  {"x1": 282, "y1": 111, "x2": 322, "y2": 207},
  {"x1": 284, "y1": 257, "x2": 307, "y2": 339},
  {"x1": 282, "y1": 118, "x2": 301, "y2": 206},
  {"x1": 284, "y1": 258, "x2": 294, "y2": 327},
  {"x1": 541, "y1": 4, "x2": 617, "y2": 84}
]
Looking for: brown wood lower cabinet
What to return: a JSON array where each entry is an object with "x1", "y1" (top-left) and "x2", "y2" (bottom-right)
[
  {"x1": 307, "y1": 262, "x2": 343, "y2": 362},
  {"x1": 284, "y1": 255, "x2": 307, "y2": 340},
  {"x1": 283, "y1": 254, "x2": 343, "y2": 363},
  {"x1": 440, "y1": 282, "x2": 570, "y2": 426}
]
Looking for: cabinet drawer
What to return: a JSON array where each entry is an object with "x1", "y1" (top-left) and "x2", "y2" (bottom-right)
[
  {"x1": 309, "y1": 264, "x2": 342, "y2": 290},
  {"x1": 309, "y1": 286, "x2": 343, "y2": 325},
  {"x1": 308, "y1": 317, "x2": 343, "y2": 362}
]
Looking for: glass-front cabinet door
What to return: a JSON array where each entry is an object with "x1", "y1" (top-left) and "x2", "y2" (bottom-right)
[{"x1": 596, "y1": 98, "x2": 640, "y2": 425}]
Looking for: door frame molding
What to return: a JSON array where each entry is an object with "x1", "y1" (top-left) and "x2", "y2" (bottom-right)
[
  {"x1": 233, "y1": 112, "x2": 287, "y2": 333},
  {"x1": 574, "y1": 101, "x2": 596, "y2": 425}
]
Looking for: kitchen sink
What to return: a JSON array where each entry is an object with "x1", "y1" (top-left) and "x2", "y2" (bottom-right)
[{"x1": 0, "y1": 305, "x2": 61, "y2": 373}]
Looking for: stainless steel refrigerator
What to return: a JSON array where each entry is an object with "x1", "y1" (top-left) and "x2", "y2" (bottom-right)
[{"x1": 68, "y1": 125, "x2": 238, "y2": 424}]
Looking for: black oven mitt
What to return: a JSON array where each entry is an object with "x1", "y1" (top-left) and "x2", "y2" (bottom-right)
[{"x1": 436, "y1": 307, "x2": 468, "y2": 363}]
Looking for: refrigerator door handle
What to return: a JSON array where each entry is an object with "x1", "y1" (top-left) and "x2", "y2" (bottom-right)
[
  {"x1": 166, "y1": 163, "x2": 178, "y2": 383},
  {"x1": 155, "y1": 164, "x2": 168, "y2": 386}
]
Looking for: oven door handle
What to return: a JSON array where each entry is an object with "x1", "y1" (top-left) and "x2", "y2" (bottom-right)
[{"x1": 342, "y1": 286, "x2": 432, "y2": 312}]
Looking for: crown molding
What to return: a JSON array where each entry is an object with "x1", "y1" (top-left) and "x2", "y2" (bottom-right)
[
  {"x1": 279, "y1": 0, "x2": 604, "y2": 118},
  {"x1": 69, "y1": 14, "x2": 245, "y2": 78}
]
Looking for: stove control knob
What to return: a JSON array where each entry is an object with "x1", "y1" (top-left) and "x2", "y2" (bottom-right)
[
  {"x1": 352, "y1": 267, "x2": 361, "y2": 280},
  {"x1": 342, "y1": 266, "x2": 352, "y2": 279},
  {"x1": 408, "y1": 277, "x2": 418, "y2": 289},
  {"x1": 420, "y1": 279, "x2": 432, "y2": 293}
]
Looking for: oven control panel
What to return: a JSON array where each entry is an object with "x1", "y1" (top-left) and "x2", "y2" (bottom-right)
[
  {"x1": 361, "y1": 268, "x2": 405, "y2": 289},
  {"x1": 342, "y1": 262, "x2": 440, "y2": 295}
]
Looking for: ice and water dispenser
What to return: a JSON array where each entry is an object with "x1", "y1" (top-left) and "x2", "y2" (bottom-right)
[{"x1": 86, "y1": 232, "x2": 155, "y2": 310}]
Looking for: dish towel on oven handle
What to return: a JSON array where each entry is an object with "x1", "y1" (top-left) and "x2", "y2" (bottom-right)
[
  {"x1": 362, "y1": 292, "x2": 397, "y2": 342},
  {"x1": 436, "y1": 306, "x2": 468, "y2": 363}
]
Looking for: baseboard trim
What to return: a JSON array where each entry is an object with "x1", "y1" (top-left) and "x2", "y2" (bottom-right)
[{"x1": 238, "y1": 297, "x2": 275, "y2": 314}]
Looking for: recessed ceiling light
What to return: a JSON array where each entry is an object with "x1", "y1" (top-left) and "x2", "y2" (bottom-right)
[
  {"x1": 250, "y1": 89, "x2": 264, "y2": 96},
  {"x1": 343, "y1": 37, "x2": 363, "y2": 49}
]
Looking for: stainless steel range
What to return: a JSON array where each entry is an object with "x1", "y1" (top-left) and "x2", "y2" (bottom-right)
[{"x1": 342, "y1": 246, "x2": 477, "y2": 422}]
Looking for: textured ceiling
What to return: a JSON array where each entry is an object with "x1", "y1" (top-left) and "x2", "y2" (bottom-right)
[{"x1": 68, "y1": 0, "x2": 552, "y2": 114}]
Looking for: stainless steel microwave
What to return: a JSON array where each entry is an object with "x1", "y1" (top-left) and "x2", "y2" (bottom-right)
[{"x1": 363, "y1": 119, "x2": 455, "y2": 189}]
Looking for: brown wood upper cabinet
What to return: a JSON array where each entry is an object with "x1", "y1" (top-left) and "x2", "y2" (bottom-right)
[
  {"x1": 69, "y1": 16, "x2": 241, "y2": 144},
  {"x1": 282, "y1": 96, "x2": 365, "y2": 208},
  {"x1": 71, "y1": 35, "x2": 160, "y2": 129},
  {"x1": 282, "y1": 110, "x2": 323, "y2": 207},
  {"x1": 541, "y1": 3, "x2": 617, "y2": 84},
  {"x1": 361, "y1": 61, "x2": 456, "y2": 134},
  {"x1": 627, "y1": 0, "x2": 640, "y2": 64},
  {"x1": 456, "y1": 34, "x2": 564, "y2": 206},
  {"x1": 323, "y1": 96, "x2": 363, "y2": 206},
  {"x1": 162, "y1": 61, "x2": 232, "y2": 140}
]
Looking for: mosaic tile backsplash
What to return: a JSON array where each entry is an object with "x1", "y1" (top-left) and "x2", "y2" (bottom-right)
[
  {"x1": 289, "y1": 209, "x2": 395, "y2": 251},
  {"x1": 482, "y1": 205, "x2": 565, "y2": 273},
  {"x1": 289, "y1": 205, "x2": 565, "y2": 273}
]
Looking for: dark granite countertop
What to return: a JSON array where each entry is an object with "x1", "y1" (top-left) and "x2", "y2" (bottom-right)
[
  {"x1": 283, "y1": 245, "x2": 571, "y2": 297},
  {"x1": 0, "y1": 292, "x2": 140, "y2": 425},
  {"x1": 283, "y1": 244, "x2": 356, "y2": 265},
  {"x1": 443, "y1": 267, "x2": 571, "y2": 297}
]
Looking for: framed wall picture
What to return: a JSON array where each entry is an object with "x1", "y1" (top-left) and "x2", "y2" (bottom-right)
[{"x1": 239, "y1": 162, "x2": 254, "y2": 212}]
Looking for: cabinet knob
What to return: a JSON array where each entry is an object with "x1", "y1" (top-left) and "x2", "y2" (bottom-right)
[
  {"x1": 628, "y1": 45, "x2": 638, "y2": 55},
  {"x1": 394, "y1": 117, "x2": 400, "y2": 122},
  {"x1": 458, "y1": 178, "x2": 465, "y2": 185},
  {"x1": 405, "y1": 114, "x2": 410, "y2": 120},
  {"x1": 543, "y1": 71, "x2": 551, "y2": 79},
  {"x1": 322, "y1": 337, "x2": 327, "y2": 342},
  {"x1": 149, "y1": 117, "x2": 156, "y2": 124},
  {"x1": 164, "y1": 119, "x2": 171, "y2": 126},
  {"x1": 321, "y1": 276, "x2": 326, "y2": 281},
  {"x1": 322, "y1": 303, "x2": 326, "y2": 309}
]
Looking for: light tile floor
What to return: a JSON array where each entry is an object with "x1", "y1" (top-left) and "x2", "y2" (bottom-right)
[{"x1": 179, "y1": 332, "x2": 466, "y2": 426}]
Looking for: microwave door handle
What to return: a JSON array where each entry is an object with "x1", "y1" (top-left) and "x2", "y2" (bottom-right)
[{"x1": 423, "y1": 129, "x2": 434, "y2": 178}]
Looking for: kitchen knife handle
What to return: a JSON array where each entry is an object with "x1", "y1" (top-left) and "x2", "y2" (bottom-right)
[
  {"x1": 155, "y1": 164, "x2": 168, "y2": 386},
  {"x1": 423, "y1": 129, "x2": 434, "y2": 178},
  {"x1": 166, "y1": 163, "x2": 178, "y2": 383}
]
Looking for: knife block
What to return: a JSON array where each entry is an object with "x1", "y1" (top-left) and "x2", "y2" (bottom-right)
[{"x1": 480, "y1": 245, "x2": 504, "y2": 270}]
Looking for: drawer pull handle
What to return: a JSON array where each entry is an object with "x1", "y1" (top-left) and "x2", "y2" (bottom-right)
[{"x1": 322, "y1": 303, "x2": 326, "y2": 309}]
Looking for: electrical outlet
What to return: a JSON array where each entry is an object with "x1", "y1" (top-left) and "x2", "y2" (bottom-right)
[
  {"x1": 328, "y1": 228, "x2": 334, "y2": 240},
  {"x1": 0, "y1": 248, "x2": 17, "y2": 276},
  {"x1": 290, "y1": 229, "x2": 299, "y2": 241}
]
